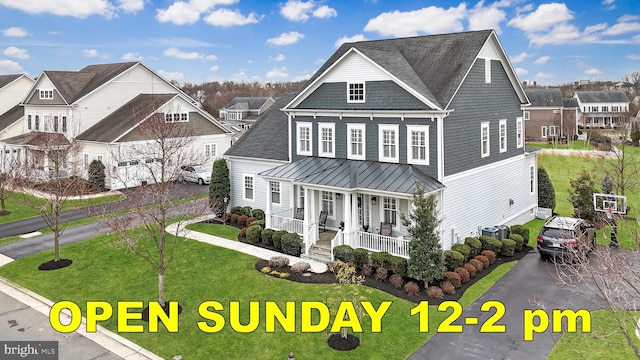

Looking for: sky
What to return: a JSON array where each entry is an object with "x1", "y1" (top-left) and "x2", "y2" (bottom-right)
[{"x1": 0, "y1": 0, "x2": 639, "y2": 86}]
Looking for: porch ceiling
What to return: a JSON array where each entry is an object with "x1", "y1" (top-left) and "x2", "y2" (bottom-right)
[{"x1": 259, "y1": 157, "x2": 444, "y2": 195}]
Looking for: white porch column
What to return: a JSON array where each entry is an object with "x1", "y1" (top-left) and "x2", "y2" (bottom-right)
[
  {"x1": 342, "y1": 192, "x2": 350, "y2": 246},
  {"x1": 351, "y1": 193, "x2": 359, "y2": 247},
  {"x1": 303, "y1": 187, "x2": 311, "y2": 254},
  {"x1": 43, "y1": 150, "x2": 49, "y2": 178},
  {"x1": 265, "y1": 180, "x2": 272, "y2": 229}
]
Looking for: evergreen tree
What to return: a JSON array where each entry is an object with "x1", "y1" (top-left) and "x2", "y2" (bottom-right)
[
  {"x1": 569, "y1": 171, "x2": 597, "y2": 221},
  {"x1": 88, "y1": 159, "x2": 105, "y2": 191},
  {"x1": 537, "y1": 167, "x2": 556, "y2": 211},
  {"x1": 401, "y1": 185, "x2": 444, "y2": 283},
  {"x1": 601, "y1": 174, "x2": 614, "y2": 195},
  {"x1": 209, "y1": 158, "x2": 230, "y2": 216}
]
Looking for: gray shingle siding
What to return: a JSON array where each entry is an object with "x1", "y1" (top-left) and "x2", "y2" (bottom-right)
[
  {"x1": 296, "y1": 81, "x2": 432, "y2": 110},
  {"x1": 444, "y1": 59, "x2": 524, "y2": 176}
]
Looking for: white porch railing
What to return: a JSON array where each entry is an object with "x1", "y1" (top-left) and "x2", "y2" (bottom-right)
[
  {"x1": 270, "y1": 209, "x2": 303, "y2": 235},
  {"x1": 330, "y1": 230, "x2": 344, "y2": 261},
  {"x1": 355, "y1": 231, "x2": 410, "y2": 259},
  {"x1": 304, "y1": 223, "x2": 318, "y2": 255}
]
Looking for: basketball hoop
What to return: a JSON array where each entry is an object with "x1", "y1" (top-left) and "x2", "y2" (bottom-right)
[{"x1": 604, "y1": 207, "x2": 614, "y2": 220}]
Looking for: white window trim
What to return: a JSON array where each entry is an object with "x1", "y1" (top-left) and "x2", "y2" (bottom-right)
[
  {"x1": 378, "y1": 124, "x2": 399, "y2": 163},
  {"x1": 541, "y1": 126, "x2": 548, "y2": 139},
  {"x1": 296, "y1": 122, "x2": 312, "y2": 156},
  {"x1": 524, "y1": 111, "x2": 530, "y2": 121},
  {"x1": 406, "y1": 124, "x2": 429, "y2": 165},
  {"x1": 516, "y1": 117, "x2": 523, "y2": 148},
  {"x1": 318, "y1": 123, "x2": 335, "y2": 158},
  {"x1": 243, "y1": 174, "x2": 255, "y2": 201},
  {"x1": 346, "y1": 123, "x2": 366, "y2": 160},
  {"x1": 347, "y1": 82, "x2": 365, "y2": 104},
  {"x1": 381, "y1": 196, "x2": 397, "y2": 226},
  {"x1": 481, "y1": 122, "x2": 490, "y2": 158},
  {"x1": 499, "y1": 119, "x2": 507, "y2": 153},
  {"x1": 529, "y1": 165, "x2": 536, "y2": 194},
  {"x1": 485, "y1": 58, "x2": 491, "y2": 84},
  {"x1": 39, "y1": 89, "x2": 53, "y2": 99},
  {"x1": 83, "y1": 152, "x2": 90, "y2": 169},
  {"x1": 270, "y1": 181, "x2": 281, "y2": 205},
  {"x1": 204, "y1": 143, "x2": 217, "y2": 159},
  {"x1": 549, "y1": 126, "x2": 558, "y2": 137},
  {"x1": 321, "y1": 191, "x2": 336, "y2": 220}
]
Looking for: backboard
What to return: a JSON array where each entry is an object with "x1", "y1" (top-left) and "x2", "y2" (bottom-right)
[{"x1": 593, "y1": 193, "x2": 627, "y2": 215}]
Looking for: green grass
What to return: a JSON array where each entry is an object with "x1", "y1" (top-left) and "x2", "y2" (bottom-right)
[
  {"x1": 185, "y1": 222, "x2": 240, "y2": 240},
  {"x1": 529, "y1": 140, "x2": 595, "y2": 150}
]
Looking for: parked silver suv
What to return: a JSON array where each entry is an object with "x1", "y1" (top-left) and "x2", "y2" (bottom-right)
[{"x1": 537, "y1": 216, "x2": 596, "y2": 259}]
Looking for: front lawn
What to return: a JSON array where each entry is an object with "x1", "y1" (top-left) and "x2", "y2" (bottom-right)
[{"x1": 185, "y1": 222, "x2": 240, "y2": 240}]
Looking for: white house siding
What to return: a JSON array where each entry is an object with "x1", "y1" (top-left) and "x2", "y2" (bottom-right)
[
  {"x1": 323, "y1": 51, "x2": 391, "y2": 83},
  {"x1": 441, "y1": 154, "x2": 537, "y2": 250},
  {"x1": 0, "y1": 76, "x2": 34, "y2": 114},
  {"x1": 0, "y1": 121, "x2": 24, "y2": 140},
  {"x1": 226, "y1": 157, "x2": 290, "y2": 214}
]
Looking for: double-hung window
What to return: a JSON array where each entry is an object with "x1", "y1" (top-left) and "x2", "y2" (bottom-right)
[
  {"x1": 318, "y1": 123, "x2": 335, "y2": 157},
  {"x1": 407, "y1": 125, "x2": 429, "y2": 165},
  {"x1": 382, "y1": 197, "x2": 397, "y2": 225},
  {"x1": 347, "y1": 123, "x2": 365, "y2": 160},
  {"x1": 270, "y1": 181, "x2": 281, "y2": 205},
  {"x1": 481, "y1": 122, "x2": 490, "y2": 158},
  {"x1": 243, "y1": 175, "x2": 254, "y2": 201},
  {"x1": 379, "y1": 124, "x2": 399, "y2": 162},
  {"x1": 296, "y1": 122, "x2": 312, "y2": 156},
  {"x1": 39, "y1": 89, "x2": 53, "y2": 99},
  {"x1": 541, "y1": 126, "x2": 548, "y2": 139},
  {"x1": 549, "y1": 126, "x2": 558, "y2": 137},
  {"x1": 321, "y1": 191, "x2": 334, "y2": 218},
  {"x1": 347, "y1": 83, "x2": 365, "y2": 103},
  {"x1": 499, "y1": 119, "x2": 507, "y2": 153},
  {"x1": 516, "y1": 117, "x2": 523, "y2": 148},
  {"x1": 204, "y1": 143, "x2": 217, "y2": 159}
]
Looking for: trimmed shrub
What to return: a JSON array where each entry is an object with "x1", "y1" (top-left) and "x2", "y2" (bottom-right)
[
  {"x1": 375, "y1": 267, "x2": 389, "y2": 282},
  {"x1": 272, "y1": 230, "x2": 287, "y2": 249},
  {"x1": 474, "y1": 255, "x2": 489, "y2": 269},
  {"x1": 237, "y1": 215, "x2": 248, "y2": 227},
  {"x1": 370, "y1": 251, "x2": 392, "y2": 269},
  {"x1": 389, "y1": 274, "x2": 404, "y2": 288},
  {"x1": 469, "y1": 258, "x2": 484, "y2": 272},
  {"x1": 444, "y1": 271, "x2": 462, "y2": 288},
  {"x1": 510, "y1": 224, "x2": 529, "y2": 245},
  {"x1": 404, "y1": 281, "x2": 420, "y2": 296},
  {"x1": 246, "y1": 225, "x2": 262, "y2": 244},
  {"x1": 352, "y1": 248, "x2": 369, "y2": 270},
  {"x1": 333, "y1": 245, "x2": 354, "y2": 263},
  {"x1": 240, "y1": 206, "x2": 252, "y2": 216},
  {"x1": 389, "y1": 256, "x2": 408, "y2": 277},
  {"x1": 479, "y1": 236, "x2": 502, "y2": 254},
  {"x1": 441, "y1": 281, "x2": 456, "y2": 295},
  {"x1": 481, "y1": 250, "x2": 496, "y2": 264},
  {"x1": 281, "y1": 233, "x2": 303, "y2": 257},
  {"x1": 261, "y1": 228, "x2": 274, "y2": 245},
  {"x1": 426, "y1": 286, "x2": 444, "y2": 300},
  {"x1": 509, "y1": 233, "x2": 524, "y2": 252},
  {"x1": 239, "y1": 227, "x2": 248, "y2": 238},
  {"x1": 230, "y1": 206, "x2": 243, "y2": 215},
  {"x1": 291, "y1": 262, "x2": 310, "y2": 274},
  {"x1": 246, "y1": 217, "x2": 257, "y2": 226},
  {"x1": 229, "y1": 213, "x2": 239, "y2": 224},
  {"x1": 451, "y1": 243, "x2": 471, "y2": 261},
  {"x1": 454, "y1": 267, "x2": 470, "y2": 283},
  {"x1": 500, "y1": 239, "x2": 516, "y2": 257},
  {"x1": 251, "y1": 208, "x2": 265, "y2": 220},
  {"x1": 268, "y1": 256, "x2": 289, "y2": 268},
  {"x1": 443, "y1": 250, "x2": 465, "y2": 271},
  {"x1": 249, "y1": 219, "x2": 265, "y2": 228},
  {"x1": 464, "y1": 262, "x2": 477, "y2": 277},
  {"x1": 362, "y1": 264, "x2": 373, "y2": 277},
  {"x1": 464, "y1": 237, "x2": 482, "y2": 257}
]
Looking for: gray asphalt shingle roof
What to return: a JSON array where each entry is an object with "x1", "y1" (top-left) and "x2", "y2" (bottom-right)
[
  {"x1": 259, "y1": 157, "x2": 444, "y2": 195},
  {"x1": 574, "y1": 91, "x2": 629, "y2": 103},
  {"x1": 525, "y1": 88, "x2": 562, "y2": 107},
  {"x1": 222, "y1": 97, "x2": 272, "y2": 111},
  {"x1": 0, "y1": 74, "x2": 22, "y2": 89},
  {"x1": 224, "y1": 94, "x2": 294, "y2": 161},
  {"x1": 563, "y1": 97, "x2": 579, "y2": 108},
  {"x1": 0, "y1": 104, "x2": 23, "y2": 131}
]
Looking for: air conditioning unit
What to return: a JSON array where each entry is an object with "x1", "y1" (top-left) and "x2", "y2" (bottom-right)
[{"x1": 482, "y1": 226, "x2": 500, "y2": 239}]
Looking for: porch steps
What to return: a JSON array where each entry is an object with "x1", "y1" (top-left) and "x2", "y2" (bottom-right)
[{"x1": 302, "y1": 244, "x2": 332, "y2": 263}]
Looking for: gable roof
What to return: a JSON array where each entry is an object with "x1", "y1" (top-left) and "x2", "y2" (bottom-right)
[
  {"x1": 574, "y1": 91, "x2": 629, "y2": 103},
  {"x1": 2, "y1": 131, "x2": 70, "y2": 147},
  {"x1": 0, "y1": 74, "x2": 23, "y2": 89},
  {"x1": 76, "y1": 93, "x2": 176, "y2": 142},
  {"x1": 0, "y1": 104, "x2": 23, "y2": 131},
  {"x1": 292, "y1": 30, "x2": 521, "y2": 111},
  {"x1": 563, "y1": 97, "x2": 579, "y2": 108},
  {"x1": 221, "y1": 97, "x2": 273, "y2": 111},
  {"x1": 524, "y1": 88, "x2": 563, "y2": 107},
  {"x1": 224, "y1": 94, "x2": 294, "y2": 161}
]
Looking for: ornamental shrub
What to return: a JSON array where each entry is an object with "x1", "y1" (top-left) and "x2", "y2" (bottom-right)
[
  {"x1": 249, "y1": 219, "x2": 265, "y2": 228},
  {"x1": 500, "y1": 239, "x2": 516, "y2": 257},
  {"x1": 230, "y1": 206, "x2": 242, "y2": 215},
  {"x1": 463, "y1": 262, "x2": 477, "y2": 277},
  {"x1": 272, "y1": 230, "x2": 287, "y2": 249},
  {"x1": 88, "y1": 160, "x2": 105, "y2": 190},
  {"x1": 389, "y1": 274, "x2": 404, "y2": 288},
  {"x1": 352, "y1": 248, "x2": 369, "y2": 270},
  {"x1": 464, "y1": 237, "x2": 482, "y2": 257},
  {"x1": 538, "y1": 166, "x2": 556, "y2": 211},
  {"x1": 440, "y1": 281, "x2": 455, "y2": 295},
  {"x1": 229, "y1": 213, "x2": 239, "y2": 224},
  {"x1": 474, "y1": 255, "x2": 489, "y2": 269},
  {"x1": 375, "y1": 267, "x2": 389, "y2": 281},
  {"x1": 509, "y1": 233, "x2": 524, "y2": 252},
  {"x1": 451, "y1": 243, "x2": 471, "y2": 261},
  {"x1": 404, "y1": 281, "x2": 420, "y2": 296},
  {"x1": 246, "y1": 225, "x2": 262, "y2": 244},
  {"x1": 240, "y1": 206, "x2": 252, "y2": 216},
  {"x1": 481, "y1": 250, "x2": 496, "y2": 264},
  {"x1": 281, "y1": 233, "x2": 303, "y2": 256},
  {"x1": 371, "y1": 251, "x2": 392, "y2": 269},
  {"x1": 246, "y1": 217, "x2": 257, "y2": 226},
  {"x1": 239, "y1": 227, "x2": 248, "y2": 238},
  {"x1": 389, "y1": 256, "x2": 408, "y2": 277},
  {"x1": 251, "y1": 208, "x2": 265, "y2": 220},
  {"x1": 426, "y1": 286, "x2": 444, "y2": 300},
  {"x1": 362, "y1": 264, "x2": 373, "y2": 277},
  {"x1": 454, "y1": 267, "x2": 470, "y2": 283},
  {"x1": 510, "y1": 224, "x2": 529, "y2": 245},
  {"x1": 261, "y1": 228, "x2": 274, "y2": 245},
  {"x1": 444, "y1": 271, "x2": 462, "y2": 288},
  {"x1": 237, "y1": 215, "x2": 248, "y2": 227},
  {"x1": 443, "y1": 250, "x2": 465, "y2": 271},
  {"x1": 333, "y1": 245, "x2": 354, "y2": 263},
  {"x1": 469, "y1": 258, "x2": 483, "y2": 272},
  {"x1": 479, "y1": 236, "x2": 502, "y2": 254}
]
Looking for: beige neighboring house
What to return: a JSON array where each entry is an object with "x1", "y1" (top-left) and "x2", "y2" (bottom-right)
[
  {"x1": 0, "y1": 74, "x2": 36, "y2": 141},
  {"x1": 218, "y1": 97, "x2": 275, "y2": 141},
  {"x1": 0, "y1": 62, "x2": 232, "y2": 189},
  {"x1": 523, "y1": 88, "x2": 564, "y2": 141}
]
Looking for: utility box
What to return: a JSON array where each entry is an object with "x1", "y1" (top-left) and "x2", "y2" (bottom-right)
[
  {"x1": 482, "y1": 226, "x2": 500, "y2": 239},
  {"x1": 496, "y1": 225, "x2": 510, "y2": 240}
]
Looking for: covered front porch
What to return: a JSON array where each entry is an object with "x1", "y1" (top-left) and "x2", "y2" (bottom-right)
[{"x1": 261, "y1": 157, "x2": 444, "y2": 260}]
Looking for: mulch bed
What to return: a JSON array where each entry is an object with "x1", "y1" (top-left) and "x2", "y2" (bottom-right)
[
  {"x1": 255, "y1": 246, "x2": 533, "y2": 305},
  {"x1": 38, "y1": 259, "x2": 73, "y2": 271}
]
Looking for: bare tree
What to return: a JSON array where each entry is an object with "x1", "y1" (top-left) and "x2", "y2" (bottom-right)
[
  {"x1": 600, "y1": 112, "x2": 639, "y2": 196},
  {"x1": 103, "y1": 101, "x2": 209, "y2": 308},
  {"x1": 0, "y1": 150, "x2": 22, "y2": 215},
  {"x1": 622, "y1": 72, "x2": 640, "y2": 96}
]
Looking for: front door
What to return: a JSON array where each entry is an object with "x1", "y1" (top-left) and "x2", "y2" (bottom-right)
[{"x1": 358, "y1": 194, "x2": 371, "y2": 232}]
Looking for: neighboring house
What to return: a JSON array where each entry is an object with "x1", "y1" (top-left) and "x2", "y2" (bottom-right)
[
  {"x1": 0, "y1": 62, "x2": 231, "y2": 189},
  {"x1": 523, "y1": 88, "x2": 577, "y2": 142},
  {"x1": 0, "y1": 74, "x2": 35, "y2": 141},
  {"x1": 225, "y1": 30, "x2": 537, "y2": 260},
  {"x1": 574, "y1": 91, "x2": 630, "y2": 128},
  {"x1": 218, "y1": 97, "x2": 275, "y2": 140}
]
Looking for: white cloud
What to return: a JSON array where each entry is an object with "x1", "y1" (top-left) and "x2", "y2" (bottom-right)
[
  {"x1": 529, "y1": 23, "x2": 584, "y2": 46},
  {"x1": 364, "y1": 4, "x2": 467, "y2": 37},
  {"x1": 83, "y1": 49, "x2": 100, "y2": 57},
  {"x1": 121, "y1": 52, "x2": 143, "y2": 61},
  {"x1": 535, "y1": 72, "x2": 555, "y2": 80},
  {"x1": 270, "y1": 54, "x2": 286, "y2": 62},
  {"x1": 280, "y1": 0, "x2": 314, "y2": 22},
  {"x1": 334, "y1": 34, "x2": 367, "y2": 48},
  {"x1": 533, "y1": 56, "x2": 551, "y2": 65},
  {"x1": 209, "y1": 65, "x2": 219, "y2": 71},
  {"x1": 2, "y1": 27, "x2": 28, "y2": 37},
  {"x1": 266, "y1": 66, "x2": 289, "y2": 79},
  {"x1": 626, "y1": 54, "x2": 640, "y2": 60},
  {"x1": 267, "y1": 31, "x2": 305, "y2": 46},
  {"x1": 313, "y1": 5, "x2": 337, "y2": 19},
  {"x1": 158, "y1": 70, "x2": 184, "y2": 81},
  {"x1": 156, "y1": 2, "x2": 201, "y2": 25},
  {"x1": 601, "y1": 0, "x2": 616, "y2": 10},
  {"x1": 0, "y1": 0, "x2": 117, "y2": 19},
  {"x1": 292, "y1": 72, "x2": 312, "y2": 81},
  {"x1": 585, "y1": 68, "x2": 602, "y2": 75},
  {"x1": 507, "y1": 3, "x2": 573, "y2": 33},
  {"x1": 118, "y1": 0, "x2": 144, "y2": 13},
  {"x1": 164, "y1": 47, "x2": 203, "y2": 60},
  {"x1": 468, "y1": 2, "x2": 507, "y2": 33},
  {"x1": 510, "y1": 52, "x2": 530, "y2": 63},
  {"x1": 602, "y1": 21, "x2": 640, "y2": 36},
  {"x1": 515, "y1": 67, "x2": 528, "y2": 76},
  {"x1": 204, "y1": 8, "x2": 260, "y2": 26},
  {"x1": 3, "y1": 46, "x2": 29, "y2": 59},
  {"x1": 0, "y1": 58, "x2": 24, "y2": 73},
  {"x1": 619, "y1": 15, "x2": 640, "y2": 22},
  {"x1": 204, "y1": 54, "x2": 218, "y2": 61}
]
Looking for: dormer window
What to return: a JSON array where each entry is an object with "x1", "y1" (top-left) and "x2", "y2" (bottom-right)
[
  {"x1": 165, "y1": 112, "x2": 189, "y2": 122},
  {"x1": 348, "y1": 83, "x2": 365, "y2": 103},
  {"x1": 40, "y1": 89, "x2": 54, "y2": 100}
]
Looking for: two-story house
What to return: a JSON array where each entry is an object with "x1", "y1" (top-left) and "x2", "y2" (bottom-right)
[
  {"x1": 574, "y1": 91, "x2": 630, "y2": 128},
  {"x1": 0, "y1": 62, "x2": 231, "y2": 189},
  {"x1": 225, "y1": 30, "x2": 536, "y2": 259},
  {"x1": 0, "y1": 74, "x2": 35, "y2": 172},
  {"x1": 523, "y1": 88, "x2": 577, "y2": 142},
  {"x1": 218, "y1": 96, "x2": 275, "y2": 142}
]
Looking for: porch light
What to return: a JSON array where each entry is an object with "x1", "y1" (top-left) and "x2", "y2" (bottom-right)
[
  {"x1": 371, "y1": 196, "x2": 377, "y2": 205},
  {"x1": 336, "y1": 193, "x2": 342, "y2": 199}
]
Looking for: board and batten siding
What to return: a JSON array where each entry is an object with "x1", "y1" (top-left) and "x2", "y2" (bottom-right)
[
  {"x1": 441, "y1": 154, "x2": 537, "y2": 250},
  {"x1": 227, "y1": 157, "x2": 291, "y2": 213}
]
